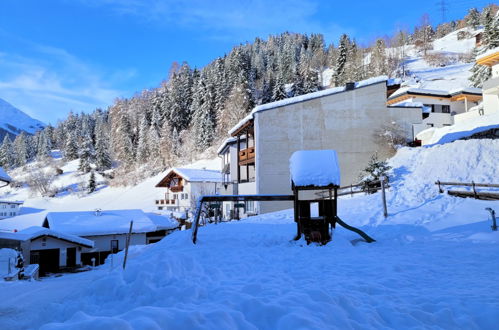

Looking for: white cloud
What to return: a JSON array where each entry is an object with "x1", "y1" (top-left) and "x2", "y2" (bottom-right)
[
  {"x1": 0, "y1": 34, "x2": 132, "y2": 123},
  {"x1": 78, "y1": 0, "x2": 350, "y2": 43}
]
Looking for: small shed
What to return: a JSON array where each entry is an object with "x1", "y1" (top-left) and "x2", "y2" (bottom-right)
[
  {"x1": 290, "y1": 150, "x2": 340, "y2": 244},
  {"x1": 0, "y1": 227, "x2": 94, "y2": 276}
]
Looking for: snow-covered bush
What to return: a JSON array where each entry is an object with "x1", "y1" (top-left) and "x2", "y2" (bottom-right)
[
  {"x1": 26, "y1": 168, "x2": 57, "y2": 197},
  {"x1": 373, "y1": 122, "x2": 408, "y2": 154},
  {"x1": 358, "y1": 153, "x2": 391, "y2": 193}
]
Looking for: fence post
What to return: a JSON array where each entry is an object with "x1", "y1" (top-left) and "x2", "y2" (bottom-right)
[
  {"x1": 123, "y1": 220, "x2": 133, "y2": 270},
  {"x1": 472, "y1": 181, "x2": 478, "y2": 199},
  {"x1": 381, "y1": 176, "x2": 388, "y2": 218},
  {"x1": 437, "y1": 180, "x2": 443, "y2": 193}
]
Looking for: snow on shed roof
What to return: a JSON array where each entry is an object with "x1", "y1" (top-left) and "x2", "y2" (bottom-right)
[
  {"x1": 229, "y1": 76, "x2": 392, "y2": 135},
  {"x1": 389, "y1": 87, "x2": 482, "y2": 100},
  {"x1": 290, "y1": 150, "x2": 340, "y2": 187},
  {"x1": 0, "y1": 200, "x2": 23, "y2": 205},
  {"x1": 44, "y1": 209, "x2": 160, "y2": 236},
  {"x1": 0, "y1": 226, "x2": 94, "y2": 248},
  {"x1": 0, "y1": 167, "x2": 11, "y2": 183}
]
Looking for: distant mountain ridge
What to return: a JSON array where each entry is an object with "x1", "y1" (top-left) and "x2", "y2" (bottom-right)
[{"x1": 0, "y1": 98, "x2": 45, "y2": 141}]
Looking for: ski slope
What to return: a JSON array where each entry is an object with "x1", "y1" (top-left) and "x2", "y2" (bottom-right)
[{"x1": 0, "y1": 139, "x2": 498, "y2": 329}]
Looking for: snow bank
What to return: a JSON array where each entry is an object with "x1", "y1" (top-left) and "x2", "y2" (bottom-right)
[
  {"x1": 422, "y1": 111, "x2": 499, "y2": 145},
  {"x1": 290, "y1": 150, "x2": 340, "y2": 187}
]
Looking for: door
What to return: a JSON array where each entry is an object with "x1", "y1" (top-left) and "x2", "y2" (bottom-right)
[
  {"x1": 66, "y1": 247, "x2": 76, "y2": 267},
  {"x1": 31, "y1": 249, "x2": 60, "y2": 276}
]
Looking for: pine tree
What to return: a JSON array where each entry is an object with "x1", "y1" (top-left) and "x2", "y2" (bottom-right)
[
  {"x1": 87, "y1": 170, "x2": 96, "y2": 193},
  {"x1": 466, "y1": 8, "x2": 480, "y2": 29},
  {"x1": 369, "y1": 39, "x2": 388, "y2": 77},
  {"x1": 0, "y1": 135, "x2": 13, "y2": 168},
  {"x1": 333, "y1": 34, "x2": 349, "y2": 86},
  {"x1": 13, "y1": 132, "x2": 28, "y2": 167},
  {"x1": 469, "y1": 7, "x2": 498, "y2": 87},
  {"x1": 191, "y1": 75, "x2": 216, "y2": 151},
  {"x1": 36, "y1": 129, "x2": 52, "y2": 160},
  {"x1": 78, "y1": 133, "x2": 95, "y2": 173},
  {"x1": 272, "y1": 71, "x2": 287, "y2": 101},
  {"x1": 359, "y1": 153, "x2": 392, "y2": 192},
  {"x1": 136, "y1": 114, "x2": 150, "y2": 163}
]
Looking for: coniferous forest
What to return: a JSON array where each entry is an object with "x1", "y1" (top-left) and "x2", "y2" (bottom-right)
[{"x1": 0, "y1": 5, "x2": 497, "y2": 184}]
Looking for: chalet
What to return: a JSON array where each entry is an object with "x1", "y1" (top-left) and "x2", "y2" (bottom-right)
[
  {"x1": 387, "y1": 87, "x2": 483, "y2": 136},
  {"x1": 477, "y1": 47, "x2": 499, "y2": 115},
  {"x1": 0, "y1": 167, "x2": 11, "y2": 187},
  {"x1": 43, "y1": 209, "x2": 177, "y2": 266},
  {"x1": 218, "y1": 76, "x2": 423, "y2": 218},
  {"x1": 155, "y1": 168, "x2": 222, "y2": 214},
  {"x1": 0, "y1": 200, "x2": 23, "y2": 219},
  {"x1": 0, "y1": 226, "x2": 94, "y2": 276}
]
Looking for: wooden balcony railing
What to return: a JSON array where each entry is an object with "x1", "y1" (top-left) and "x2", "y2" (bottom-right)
[
  {"x1": 170, "y1": 185, "x2": 184, "y2": 192},
  {"x1": 155, "y1": 199, "x2": 176, "y2": 205},
  {"x1": 238, "y1": 147, "x2": 255, "y2": 165}
]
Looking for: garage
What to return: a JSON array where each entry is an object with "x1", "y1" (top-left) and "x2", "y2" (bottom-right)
[{"x1": 30, "y1": 249, "x2": 60, "y2": 276}]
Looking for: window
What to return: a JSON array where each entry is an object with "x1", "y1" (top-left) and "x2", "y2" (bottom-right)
[
  {"x1": 245, "y1": 201, "x2": 255, "y2": 214},
  {"x1": 427, "y1": 123, "x2": 434, "y2": 127},
  {"x1": 11, "y1": 205, "x2": 15, "y2": 208},
  {"x1": 424, "y1": 104, "x2": 435, "y2": 113},
  {"x1": 111, "y1": 240, "x2": 119, "y2": 253},
  {"x1": 442, "y1": 105, "x2": 450, "y2": 113},
  {"x1": 173, "y1": 194, "x2": 178, "y2": 200}
]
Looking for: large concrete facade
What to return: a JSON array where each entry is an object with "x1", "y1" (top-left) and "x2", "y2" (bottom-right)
[{"x1": 254, "y1": 81, "x2": 422, "y2": 213}]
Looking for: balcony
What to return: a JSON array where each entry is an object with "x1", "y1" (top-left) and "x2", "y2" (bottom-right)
[
  {"x1": 170, "y1": 185, "x2": 184, "y2": 192},
  {"x1": 238, "y1": 147, "x2": 255, "y2": 165},
  {"x1": 155, "y1": 199, "x2": 176, "y2": 205}
]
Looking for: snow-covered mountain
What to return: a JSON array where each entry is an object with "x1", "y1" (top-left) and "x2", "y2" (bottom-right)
[{"x1": 0, "y1": 98, "x2": 45, "y2": 140}]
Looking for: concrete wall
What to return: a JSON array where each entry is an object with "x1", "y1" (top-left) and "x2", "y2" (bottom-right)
[
  {"x1": 255, "y1": 82, "x2": 422, "y2": 214},
  {"x1": 483, "y1": 76, "x2": 499, "y2": 116}
]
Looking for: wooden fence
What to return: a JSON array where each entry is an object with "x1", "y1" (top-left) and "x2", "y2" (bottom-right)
[{"x1": 435, "y1": 180, "x2": 499, "y2": 200}]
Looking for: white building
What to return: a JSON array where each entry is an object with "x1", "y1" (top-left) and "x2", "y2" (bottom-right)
[
  {"x1": 0, "y1": 226, "x2": 94, "y2": 276},
  {"x1": 218, "y1": 76, "x2": 424, "y2": 218},
  {"x1": 43, "y1": 209, "x2": 177, "y2": 266},
  {"x1": 155, "y1": 168, "x2": 222, "y2": 214},
  {"x1": 0, "y1": 201, "x2": 23, "y2": 219},
  {"x1": 387, "y1": 87, "x2": 482, "y2": 137}
]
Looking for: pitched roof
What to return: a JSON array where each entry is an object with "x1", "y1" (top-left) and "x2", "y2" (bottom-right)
[
  {"x1": 156, "y1": 168, "x2": 222, "y2": 187},
  {"x1": 228, "y1": 76, "x2": 395, "y2": 136},
  {"x1": 0, "y1": 200, "x2": 23, "y2": 205},
  {"x1": 0, "y1": 226, "x2": 94, "y2": 248},
  {"x1": 290, "y1": 150, "x2": 341, "y2": 187},
  {"x1": 43, "y1": 209, "x2": 165, "y2": 236},
  {"x1": 0, "y1": 167, "x2": 11, "y2": 183}
]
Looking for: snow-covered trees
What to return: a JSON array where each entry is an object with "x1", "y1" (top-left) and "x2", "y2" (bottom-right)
[
  {"x1": 466, "y1": 8, "x2": 480, "y2": 29},
  {"x1": 469, "y1": 7, "x2": 499, "y2": 87},
  {"x1": 0, "y1": 136, "x2": 13, "y2": 168}
]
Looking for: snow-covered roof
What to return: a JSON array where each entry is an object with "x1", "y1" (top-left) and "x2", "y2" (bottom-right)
[
  {"x1": 159, "y1": 168, "x2": 222, "y2": 183},
  {"x1": 145, "y1": 213, "x2": 179, "y2": 230},
  {"x1": 388, "y1": 101, "x2": 424, "y2": 108},
  {"x1": 0, "y1": 200, "x2": 23, "y2": 205},
  {"x1": 216, "y1": 136, "x2": 247, "y2": 155},
  {"x1": 0, "y1": 226, "x2": 94, "y2": 248},
  {"x1": 43, "y1": 209, "x2": 161, "y2": 236},
  {"x1": 389, "y1": 87, "x2": 482, "y2": 100},
  {"x1": 290, "y1": 150, "x2": 340, "y2": 187},
  {"x1": 476, "y1": 47, "x2": 499, "y2": 62},
  {"x1": 0, "y1": 167, "x2": 11, "y2": 183},
  {"x1": 229, "y1": 76, "x2": 392, "y2": 135},
  {"x1": 418, "y1": 111, "x2": 499, "y2": 145}
]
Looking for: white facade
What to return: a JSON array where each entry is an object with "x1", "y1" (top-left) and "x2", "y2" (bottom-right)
[
  {"x1": 155, "y1": 168, "x2": 222, "y2": 215},
  {"x1": 0, "y1": 201, "x2": 23, "y2": 219}
]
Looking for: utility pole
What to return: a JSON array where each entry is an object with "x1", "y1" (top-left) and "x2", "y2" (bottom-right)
[{"x1": 436, "y1": 0, "x2": 448, "y2": 23}]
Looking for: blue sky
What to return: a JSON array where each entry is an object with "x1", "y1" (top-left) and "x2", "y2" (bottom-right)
[{"x1": 0, "y1": 0, "x2": 492, "y2": 124}]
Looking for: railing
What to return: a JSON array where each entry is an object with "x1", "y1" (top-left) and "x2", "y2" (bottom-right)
[
  {"x1": 170, "y1": 185, "x2": 184, "y2": 192},
  {"x1": 155, "y1": 199, "x2": 176, "y2": 205},
  {"x1": 436, "y1": 180, "x2": 499, "y2": 200},
  {"x1": 239, "y1": 147, "x2": 255, "y2": 165}
]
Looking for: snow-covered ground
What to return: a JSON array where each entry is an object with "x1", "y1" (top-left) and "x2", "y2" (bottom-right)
[{"x1": 1, "y1": 139, "x2": 498, "y2": 329}]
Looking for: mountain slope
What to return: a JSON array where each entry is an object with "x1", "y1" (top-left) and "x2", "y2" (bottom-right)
[{"x1": 0, "y1": 98, "x2": 45, "y2": 140}]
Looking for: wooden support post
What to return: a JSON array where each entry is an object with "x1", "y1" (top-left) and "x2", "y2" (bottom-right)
[
  {"x1": 472, "y1": 181, "x2": 477, "y2": 199},
  {"x1": 123, "y1": 220, "x2": 133, "y2": 270},
  {"x1": 381, "y1": 176, "x2": 388, "y2": 218},
  {"x1": 237, "y1": 135, "x2": 241, "y2": 183},
  {"x1": 437, "y1": 180, "x2": 443, "y2": 193},
  {"x1": 350, "y1": 184, "x2": 353, "y2": 197}
]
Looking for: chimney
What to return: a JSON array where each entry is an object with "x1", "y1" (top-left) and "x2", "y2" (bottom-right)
[{"x1": 345, "y1": 82, "x2": 355, "y2": 91}]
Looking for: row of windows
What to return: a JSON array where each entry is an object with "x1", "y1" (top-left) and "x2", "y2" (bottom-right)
[
  {"x1": 172, "y1": 193, "x2": 189, "y2": 200},
  {"x1": 1, "y1": 204, "x2": 17, "y2": 209},
  {"x1": 0, "y1": 212, "x2": 16, "y2": 217}
]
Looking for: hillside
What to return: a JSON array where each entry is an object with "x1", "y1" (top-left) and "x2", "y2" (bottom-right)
[
  {"x1": 1, "y1": 139, "x2": 498, "y2": 329},
  {"x1": 0, "y1": 98, "x2": 45, "y2": 140}
]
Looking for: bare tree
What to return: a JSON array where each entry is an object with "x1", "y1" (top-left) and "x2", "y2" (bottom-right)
[{"x1": 26, "y1": 168, "x2": 56, "y2": 197}]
